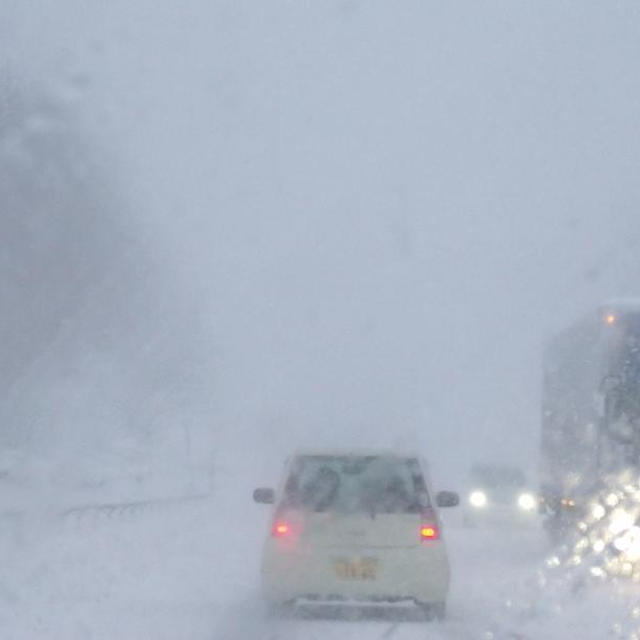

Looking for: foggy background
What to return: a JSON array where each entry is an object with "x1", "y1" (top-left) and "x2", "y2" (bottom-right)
[{"x1": 2, "y1": 0, "x2": 640, "y2": 495}]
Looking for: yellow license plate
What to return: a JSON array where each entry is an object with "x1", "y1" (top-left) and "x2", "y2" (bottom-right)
[{"x1": 333, "y1": 557, "x2": 378, "y2": 580}]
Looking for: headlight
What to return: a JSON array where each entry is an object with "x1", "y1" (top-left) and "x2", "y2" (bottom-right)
[
  {"x1": 609, "y1": 508, "x2": 635, "y2": 535},
  {"x1": 518, "y1": 492, "x2": 536, "y2": 511},
  {"x1": 613, "y1": 526, "x2": 640, "y2": 562},
  {"x1": 469, "y1": 490, "x2": 487, "y2": 508}
]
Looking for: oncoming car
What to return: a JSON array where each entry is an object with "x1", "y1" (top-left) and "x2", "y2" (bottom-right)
[
  {"x1": 253, "y1": 450, "x2": 459, "y2": 619},
  {"x1": 463, "y1": 464, "x2": 539, "y2": 526}
]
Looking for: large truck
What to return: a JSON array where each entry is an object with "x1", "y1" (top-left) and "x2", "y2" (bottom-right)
[{"x1": 541, "y1": 300, "x2": 640, "y2": 538}]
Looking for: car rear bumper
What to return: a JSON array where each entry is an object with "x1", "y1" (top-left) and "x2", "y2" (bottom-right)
[{"x1": 261, "y1": 541, "x2": 450, "y2": 606}]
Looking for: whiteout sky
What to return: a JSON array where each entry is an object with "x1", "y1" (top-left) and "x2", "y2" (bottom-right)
[{"x1": 3, "y1": 1, "x2": 640, "y2": 489}]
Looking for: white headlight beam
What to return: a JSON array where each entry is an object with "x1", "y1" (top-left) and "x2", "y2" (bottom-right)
[{"x1": 469, "y1": 490, "x2": 487, "y2": 508}]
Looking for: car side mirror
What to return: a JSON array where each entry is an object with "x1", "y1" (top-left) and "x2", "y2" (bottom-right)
[
  {"x1": 436, "y1": 490, "x2": 459, "y2": 508},
  {"x1": 253, "y1": 487, "x2": 275, "y2": 504}
]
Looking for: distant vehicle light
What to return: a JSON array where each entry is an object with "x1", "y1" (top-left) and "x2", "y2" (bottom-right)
[
  {"x1": 517, "y1": 493, "x2": 536, "y2": 511},
  {"x1": 469, "y1": 490, "x2": 487, "y2": 508},
  {"x1": 591, "y1": 503, "x2": 606, "y2": 520},
  {"x1": 608, "y1": 508, "x2": 635, "y2": 536},
  {"x1": 605, "y1": 313, "x2": 616, "y2": 325},
  {"x1": 420, "y1": 525, "x2": 439, "y2": 540},
  {"x1": 614, "y1": 526, "x2": 640, "y2": 563},
  {"x1": 272, "y1": 521, "x2": 290, "y2": 537}
]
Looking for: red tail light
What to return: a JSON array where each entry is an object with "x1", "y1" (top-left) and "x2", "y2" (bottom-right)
[
  {"x1": 420, "y1": 525, "x2": 439, "y2": 541},
  {"x1": 271, "y1": 521, "x2": 291, "y2": 537}
]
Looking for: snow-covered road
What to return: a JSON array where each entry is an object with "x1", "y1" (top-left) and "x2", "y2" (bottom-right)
[
  {"x1": 0, "y1": 486, "x2": 559, "y2": 639},
  {"x1": 2, "y1": 484, "x2": 638, "y2": 639}
]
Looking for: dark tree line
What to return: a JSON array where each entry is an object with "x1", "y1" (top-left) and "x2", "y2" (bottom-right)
[
  {"x1": 0, "y1": 85, "x2": 211, "y2": 475},
  {"x1": 0, "y1": 89, "x2": 127, "y2": 403}
]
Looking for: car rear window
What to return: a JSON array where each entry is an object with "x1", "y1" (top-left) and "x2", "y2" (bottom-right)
[
  {"x1": 281, "y1": 455, "x2": 428, "y2": 514},
  {"x1": 470, "y1": 465, "x2": 526, "y2": 489}
]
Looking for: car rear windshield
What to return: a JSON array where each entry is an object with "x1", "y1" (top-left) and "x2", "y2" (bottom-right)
[
  {"x1": 470, "y1": 465, "x2": 526, "y2": 489},
  {"x1": 281, "y1": 455, "x2": 428, "y2": 514}
]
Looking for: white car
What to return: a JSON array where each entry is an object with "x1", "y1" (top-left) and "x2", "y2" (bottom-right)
[{"x1": 253, "y1": 450, "x2": 459, "y2": 619}]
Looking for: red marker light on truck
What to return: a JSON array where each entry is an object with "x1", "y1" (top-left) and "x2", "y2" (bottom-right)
[
  {"x1": 272, "y1": 521, "x2": 290, "y2": 537},
  {"x1": 420, "y1": 525, "x2": 438, "y2": 540}
]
